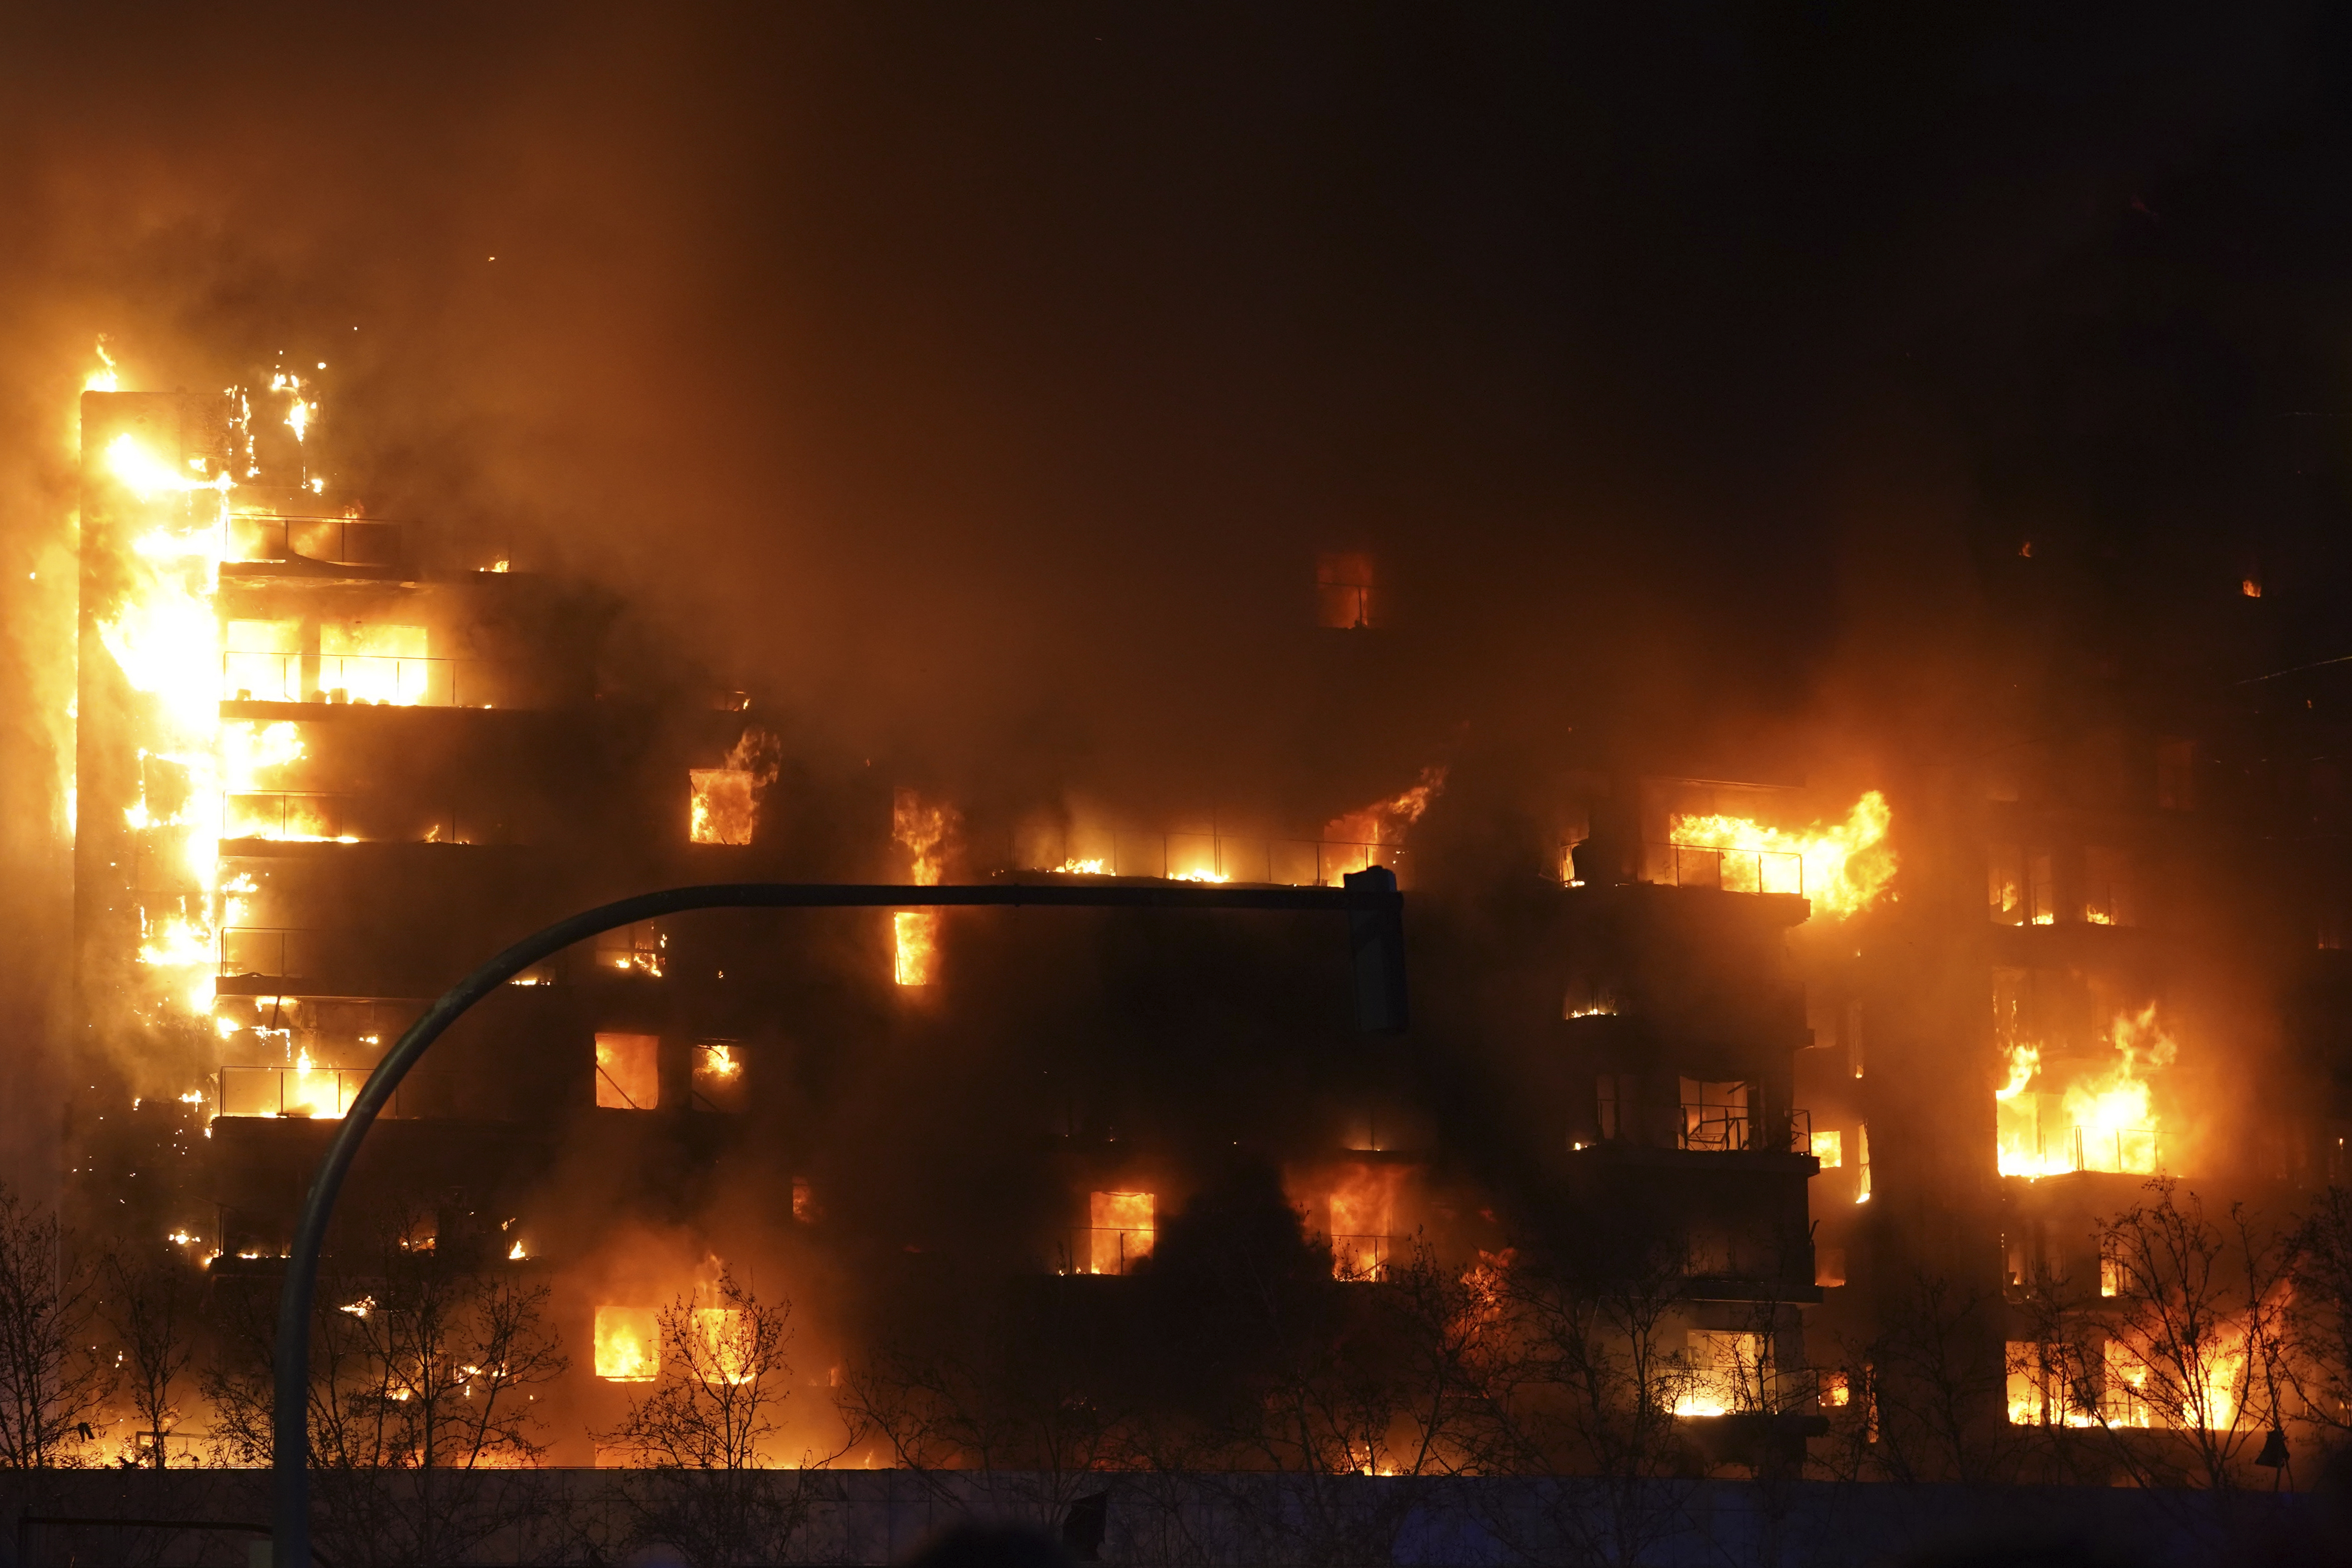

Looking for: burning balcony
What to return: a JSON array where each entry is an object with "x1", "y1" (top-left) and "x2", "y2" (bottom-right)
[
  {"x1": 217, "y1": 1061, "x2": 403, "y2": 1119},
  {"x1": 1631, "y1": 780, "x2": 1894, "y2": 917},
  {"x1": 1323, "y1": 1163, "x2": 1405, "y2": 1281},
  {"x1": 1066, "y1": 1190, "x2": 1155, "y2": 1275}
]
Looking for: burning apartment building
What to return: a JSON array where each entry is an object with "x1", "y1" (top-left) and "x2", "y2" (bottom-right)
[{"x1": 45, "y1": 358, "x2": 2352, "y2": 1516}]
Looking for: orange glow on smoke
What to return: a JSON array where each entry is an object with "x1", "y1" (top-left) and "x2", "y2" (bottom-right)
[
  {"x1": 1995, "y1": 1006, "x2": 2175, "y2": 1178},
  {"x1": 595, "y1": 1306, "x2": 657, "y2": 1381},
  {"x1": 1666, "y1": 791, "x2": 1894, "y2": 917}
]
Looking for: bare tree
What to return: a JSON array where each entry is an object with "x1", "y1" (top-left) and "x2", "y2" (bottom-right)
[
  {"x1": 2083, "y1": 1179, "x2": 2291, "y2": 1493},
  {"x1": 1471, "y1": 1233, "x2": 1700, "y2": 1568},
  {"x1": 2286, "y1": 1183, "x2": 2352, "y2": 1448},
  {"x1": 601, "y1": 1271, "x2": 834, "y2": 1568},
  {"x1": 203, "y1": 1205, "x2": 567, "y2": 1566},
  {"x1": 1859, "y1": 1267, "x2": 2026, "y2": 1484},
  {"x1": 99, "y1": 1246, "x2": 200, "y2": 1468},
  {"x1": 0, "y1": 1183, "x2": 111, "y2": 1468}
]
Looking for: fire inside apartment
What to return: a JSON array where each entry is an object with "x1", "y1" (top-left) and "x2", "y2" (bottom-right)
[{"x1": 67, "y1": 381, "x2": 2344, "y2": 1469}]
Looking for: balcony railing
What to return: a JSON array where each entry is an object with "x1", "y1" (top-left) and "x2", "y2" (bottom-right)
[
  {"x1": 1330, "y1": 1233, "x2": 1395, "y2": 1280},
  {"x1": 1022, "y1": 829, "x2": 1409, "y2": 888},
  {"x1": 220, "y1": 653, "x2": 507, "y2": 708},
  {"x1": 217, "y1": 1063, "x2": 402, "y2": 1119},
  {"x1": 221, "y1": 793, "x2": 518, "y2": 845},
  {"x1": 1645, "y1": 842, "x2": 1805, "y2": 897},
  {"x1": 1676, "y1": 1104, "x2": 1812, "y2": 1155},
  {"x1": 1056, "y1": 1228, "x2": 1155, "y2": 1276},
  {"x1": 228, "y1": 514, "x2": 403, "y2": 568},
  {"x1": 219, "y1": 926, "x2": 332, "y2": 978}
]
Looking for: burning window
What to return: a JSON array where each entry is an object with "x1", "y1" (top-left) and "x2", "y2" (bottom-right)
[
  {"x1": 2157, "y1": 737, "x2": 2196, "y2": 810},
  {"x1": 1987, "y1": 844, "x2": 2055, "y2": 925},
  {"x1": 1856, "y1": 1123, "x2": 1871, "y2": 1201},
  {"x1": 1677, "y1": 1077, "x2": 1751, "y2": 1152},
  {"x1": 2006, "y1": 1341, "x2": 2077, "y2": 1426},
  {"x1": 690, "y1": 1308, "x2": 756, "y2": 1384},
  {"x1": 1315, "y1": 552, "x2": 1382, "y2": 629},
  {"x1": 594, "y1": 1033, "x2": 659, "y2": 1110},
  {"x1": 1815, "y1": 1247, "x2": 1847, "y2": 1287},
  {"x1": 318, "y1": 623, "x2": 431, "y2": 704},
  {"x1": 690, "y1": 770, "x2": 757, "y2": 844},
  {"x1": 1811, "y1": 1129, "x2": 1843, "y2": 1168},
  {"x1": 1994, "y1": 1008, "x2": 2174, "y2": 1179},
  {"x1": 792, "y1": 1178, "x2": 819, "y2": 1223},
  {"x1": 217, "y1": 1059, "x2": 376, "y2": 1119},
  {"x1": 1326, "y1": 1165, "x2": 1403, "y2": 1281},
  {"x1": 688, "y1": 727, "x2": 780, "y2": 845},
  {"x1": 594, "y1": 919, "x2": 666, "y2": 977},
  {"x1": 222, "y1": 619, "x2": 302, "y2": 702},
  {"x1": 1676, "y1": 1331, "x2": 1764, "y2": 1417},
  {"x1": 691, "y1": 1043, "x2": 747, "y2": 1112},
  {"x1": 1086, "y1": 1190, "x2": 1154, "y2": 1275},
  {"x1": 594, "y1": 1306, "x2": 657, "y2": 1381},
  {"x1": 892, "y1": 789, "x2": 956, "y2": 986}
]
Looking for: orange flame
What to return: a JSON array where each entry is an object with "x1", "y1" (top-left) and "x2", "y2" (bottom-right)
[
  {"x1": 1666, "y1": 790, "x2": 1894, "y2": 917},
  {"x1": 594, "y1": 1306, "x2": 657, "y2": 1381}
]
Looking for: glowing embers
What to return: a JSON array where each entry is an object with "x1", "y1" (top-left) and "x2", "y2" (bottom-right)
[
  {"x1": 1085, "y1": 1191, "x2": 1155, "y2": 1275},
  {"x1": 1995, "y1": 1006, "x2": 2176, "y2": 1179},
  {"x1": 688, "y1": 727, "x2": 779, "y2": 845},
  {"x1": 1657, "y1": 791, "x2": 1895, "y2": 917},
  {"x1": 691, "y1": 1043, "x2": 747, "y2": 1112},
  {"x1": 595, "y1": 1032, "x2": 660, "y2": 1110},
  {"x1": 1326, "y1": 1165, "x2": 1403, "y2": 1281},
  {"x1": 595, "y1": 1306, "x2": 658, "y2": 1381},
  {"x1": 892, "y1": 788, "x2": 957, "y2": 986}
]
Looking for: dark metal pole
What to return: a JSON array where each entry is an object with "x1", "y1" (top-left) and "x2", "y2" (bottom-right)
[{"x1": 269, "y1": 877, "x2": 1397, "y2": 1567}]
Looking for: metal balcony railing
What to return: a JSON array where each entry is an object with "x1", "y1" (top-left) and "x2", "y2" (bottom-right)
[
  {"x1": 1056, "y1": 1228, "x2": 1156, "y2": 1276},
  {"x1": 227, "y1": 514, "x2": 403, "y2": 567},
  {"x1": 1025, "y1": 829, "x2": 1408, "y2": 889},
  {"x1": 219, "y1": 653, "x2": 504, "y2": 708},
  {"x1": 1677, "y1": 1104, "x2": 1812, "y2": 1155},
  {"x1": 217, "y1": 1063, "x2": 401, "y2": 1119},
  {"x1": 1646, "y1": 842, "x2": 1805, "y2": 897},
  {"x1": 218, "y1": 927, "x2": 333, "y2": 979},
  {"x1": 1330, "y1": 1233, "x2": 1395, "y2": 1279}
]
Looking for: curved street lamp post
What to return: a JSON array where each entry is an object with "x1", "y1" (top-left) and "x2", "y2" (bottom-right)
[{"x1": 269, "y1": 871, "x2": 1405, "y2": 1567}]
